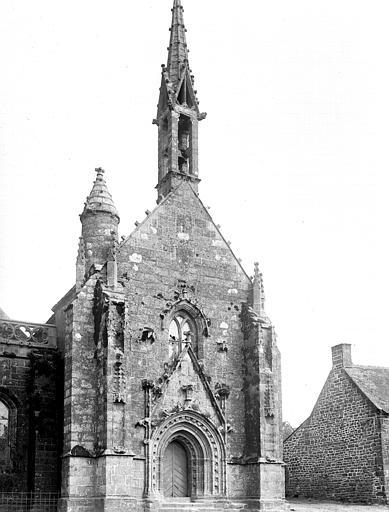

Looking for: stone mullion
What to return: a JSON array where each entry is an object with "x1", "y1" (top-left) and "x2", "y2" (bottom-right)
[
  {"x1": 170, "y1": 110, "x2": 180, "y2": 174},
  {"x1": 189, "y1": 117, "x2": 198, "y2": 177}
]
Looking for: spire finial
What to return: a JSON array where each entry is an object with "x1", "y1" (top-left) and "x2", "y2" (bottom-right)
[
  {"x1": 95, "y1": 167, "x2": 105, "y2": 180},
  {"x1": 167, "y1": 0, "x2": 189, "y2": 87}
]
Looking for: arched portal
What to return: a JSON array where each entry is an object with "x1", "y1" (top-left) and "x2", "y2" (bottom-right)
[{"x1": 149, "y1": 411, "x2": 226, "y2": 499}]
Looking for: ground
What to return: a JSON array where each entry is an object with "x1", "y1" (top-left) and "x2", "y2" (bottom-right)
[{"x1": 288, "y1": 499, "x2": 388, "y2": 511}]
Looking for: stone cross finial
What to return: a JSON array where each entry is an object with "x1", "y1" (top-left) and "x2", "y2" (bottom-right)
[{"x1": 95, "y1": 167, "x2": 105, "y2": 181}]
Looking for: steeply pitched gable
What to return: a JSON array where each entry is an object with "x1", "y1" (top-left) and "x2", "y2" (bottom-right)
[{"x1": 119, "y1": 181, "x2": 251, "y2": 284}]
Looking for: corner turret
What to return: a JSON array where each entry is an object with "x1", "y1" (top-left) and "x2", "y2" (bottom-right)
[{"x1": 79, "y1": 168, "x2": 119, "y2": 273}]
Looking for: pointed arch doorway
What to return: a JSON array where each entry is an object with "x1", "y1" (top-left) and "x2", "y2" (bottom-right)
[
  {"x1": 162, "y1": 440, "x2": 189, "y2": 497},
  {"x1": 149, "y1": 411, "x2": 227, "y2": 500}
]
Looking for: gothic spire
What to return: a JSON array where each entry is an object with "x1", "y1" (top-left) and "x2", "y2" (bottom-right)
[
  {"x1": 155, "y1": 0, "x2": 206, "y2": 202},
  {"x1": 167, "y1": 0, "x2": 189, "y2": 88}
]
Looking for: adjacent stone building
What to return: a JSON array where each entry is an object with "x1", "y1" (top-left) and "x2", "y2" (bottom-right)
[
  {"x1": 0, "y1": 1, "x2": 288, "y2": 511},
  {"x1": 284, "y1": 344, "x2": 389, "y2": 504},
  {"x1": 0, "y1": 309, "x2": 62, "y2": 509}
]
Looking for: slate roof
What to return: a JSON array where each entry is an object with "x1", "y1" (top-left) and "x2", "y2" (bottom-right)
[{"x1": 345, "y1": 365, "x2": 389, "y2": 414}]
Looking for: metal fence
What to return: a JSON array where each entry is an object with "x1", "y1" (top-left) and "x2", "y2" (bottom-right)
[{"x1": 0, "y1": 492, "x2": 59, "y2": 512}]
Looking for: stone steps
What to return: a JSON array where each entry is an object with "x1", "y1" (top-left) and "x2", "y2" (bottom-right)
[{"x1": 160, "y1": 499, "x2": 247, "y2": 511}]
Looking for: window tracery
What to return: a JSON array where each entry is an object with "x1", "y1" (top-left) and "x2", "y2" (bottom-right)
[{"x1": 168, "y1": 311, "x2": 196, "y2": 357}]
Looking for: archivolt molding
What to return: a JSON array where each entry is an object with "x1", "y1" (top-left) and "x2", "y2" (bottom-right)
[{"x1": 148, "y1": 410, "x2": 226, "y2": 498}]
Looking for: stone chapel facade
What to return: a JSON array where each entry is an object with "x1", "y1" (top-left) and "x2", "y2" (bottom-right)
[{"x1": 0, "y1": 2, "x2": 287, "y2": 511}]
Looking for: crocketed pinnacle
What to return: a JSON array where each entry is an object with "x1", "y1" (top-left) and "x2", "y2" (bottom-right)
[
  {"x1": 166, "y1": 0, "x2": 189, "y2": 87},
  {"x1": 81, "y1": 168, "x2": 119, "y2": 220},
  {"x1": 253, "y1": 262, "x2": 266, "y2": 316}
]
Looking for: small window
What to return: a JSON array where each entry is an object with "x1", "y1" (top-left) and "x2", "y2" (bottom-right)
[{"x1": 168, "y1": 311, "x2": 196, "y2": 357}]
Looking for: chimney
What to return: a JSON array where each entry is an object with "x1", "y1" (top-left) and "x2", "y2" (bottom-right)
[{"x1": 331, "y1": 344, "x2": 352, "y2": 369}]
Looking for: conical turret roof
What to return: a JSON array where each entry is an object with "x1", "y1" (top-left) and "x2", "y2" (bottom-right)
[{"x1": 81, "y1": 168, "x2": 119, "y2": 220}]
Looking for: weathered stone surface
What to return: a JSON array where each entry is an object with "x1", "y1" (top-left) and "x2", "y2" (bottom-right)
[
  {"x1": 0, "y1": 327, "x2": 62, "y2": 494},
  {"x1": 0, "y1": 2, "x2": 288, "y2": 511},
  {"x1": 284, "y1": 344, "x2": 389, "y2": 504}
]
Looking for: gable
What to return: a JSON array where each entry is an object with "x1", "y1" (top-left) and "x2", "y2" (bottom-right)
[
  {"x1": 118, "y1": 181, "x2": 251, "y2": 286},
  {"x1": 176, "y1": 68, "x2": 199, "y2": 112},
  {"x1": 157, "y1": 75, "x2": 169, "y2": 119},
  {"x1": 151, "y1": 345, "x2": 224, "y2": 428},
  {"x1": 345, "y1": 366, "x2": 389, "y2": 414}
]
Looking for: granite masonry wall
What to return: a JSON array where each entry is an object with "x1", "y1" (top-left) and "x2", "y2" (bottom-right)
[
  {"x1": 284, "y1": 345, "x2": 388, "y2": 504},
  {"x1": 59, "y1": 181, "x2": 286, "y2": 511}
]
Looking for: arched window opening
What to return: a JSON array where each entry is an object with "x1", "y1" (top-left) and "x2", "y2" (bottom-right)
[
  {"x1": 168, "y1": 312, "x2": 197, "y2": 357},
  {"x1": 0, "y1": 400, "x2": 10, "y2": 463},
  {"x1": 178, "y1": 114, "x2": 191, "y2": 174}
]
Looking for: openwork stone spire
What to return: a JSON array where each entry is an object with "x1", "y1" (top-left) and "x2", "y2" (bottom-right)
[{"x1": 155, "y1": 0, "x2": 207, "y2": 203}]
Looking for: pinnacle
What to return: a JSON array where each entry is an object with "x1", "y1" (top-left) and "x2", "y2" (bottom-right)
[
  {"x1": 167, "y1": 0, "x2": 189, "y2": 87},
  {"x1": 81, "y1": 167, "x2": 119, "y2": 220}
]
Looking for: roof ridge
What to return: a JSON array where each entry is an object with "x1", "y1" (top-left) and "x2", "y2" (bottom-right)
[{"x1": 348, "y1": 364, "x2": 389, "y2": 371}]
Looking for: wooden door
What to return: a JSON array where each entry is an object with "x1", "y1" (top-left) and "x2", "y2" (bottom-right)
[{"x1": 162, "y1": 441, "x2": 189, "y2": 497}]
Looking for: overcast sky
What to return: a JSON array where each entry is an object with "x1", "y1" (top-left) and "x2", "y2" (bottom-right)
[{"x1": 1, "y1": 0, "x2": 389, "y2": 428}]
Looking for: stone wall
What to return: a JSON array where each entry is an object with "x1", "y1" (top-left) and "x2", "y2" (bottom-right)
[
  {"x1": 0, "y1": 322, "x2": 61, "y2": 494},
  {"x1": 117, "y1": 182, "x2": 250, "y2": 462},
  {"x1": 284, "y1": 349, "x2": 387, "y2": 503},
  {"x1": 381, "y1": 417, "x2": 389, "y2": 502},
  {"x1": 60, "y1": 181, "x2": 286, "y2": 510}
]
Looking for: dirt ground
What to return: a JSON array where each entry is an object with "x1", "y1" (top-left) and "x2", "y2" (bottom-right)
[{"x1": 288, "y1": 498, "x2": 389, "y2": 511}]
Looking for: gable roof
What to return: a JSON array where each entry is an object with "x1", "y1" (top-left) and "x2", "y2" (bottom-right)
[{"x1": 345, "y1": 365, "x2": 389, "y2": 414}]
